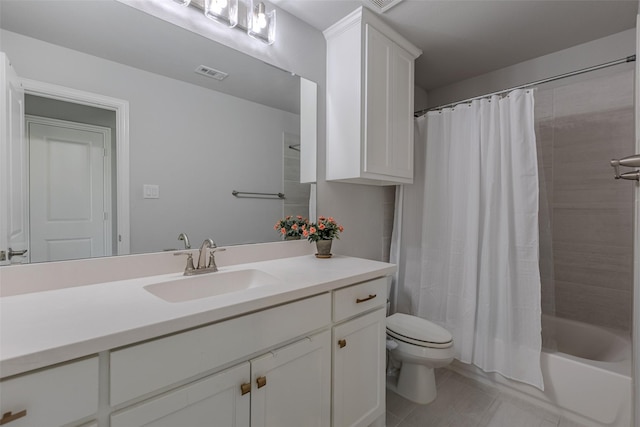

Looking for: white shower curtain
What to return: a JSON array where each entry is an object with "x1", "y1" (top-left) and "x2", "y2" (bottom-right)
[{"x1": 392, "y1": 89, "x2": 543, "y2": 389}]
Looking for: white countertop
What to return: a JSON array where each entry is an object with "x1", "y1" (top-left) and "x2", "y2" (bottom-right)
[{"x1": 0, "y1": 254, "x2": 395, "y2": 378}]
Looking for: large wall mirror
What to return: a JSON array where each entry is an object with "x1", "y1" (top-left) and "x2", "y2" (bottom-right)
[{"x1": 0, "y1": 0, "x2": 317, "y2": 265}]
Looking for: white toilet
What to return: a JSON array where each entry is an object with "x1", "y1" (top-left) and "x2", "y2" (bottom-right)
[{"x1": 386, "y1": 313, "x2": 454, "y2": 405}]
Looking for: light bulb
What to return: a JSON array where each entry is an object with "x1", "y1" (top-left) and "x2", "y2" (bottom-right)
[
  {"x1": 211, "y1": 0, "x2": 226, "y2": 12},
  {"x1": 253, "y1": 2, "x2": 267, "y2": 30},
  {"x1": 256, "y1": 12, "x2": 267, "y2": 29},
  {"x1": 247, "y1": 0, "x2": 275, "y2": 44}
]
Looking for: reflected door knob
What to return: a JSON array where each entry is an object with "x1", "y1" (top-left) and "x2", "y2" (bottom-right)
[{"x1": 7, "y1": 248, "x2": 27, "y2": 260}]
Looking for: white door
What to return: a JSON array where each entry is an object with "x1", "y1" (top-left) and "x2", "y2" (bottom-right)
[
  {"x1": 0, "y1": 52, "x2": 28, "y2": 265},
  {"x1": 251, "y1": 331, "x2": 331, "y2": 427},
  {"x1": 333, "y1": 308, "x2": 386, "y2": 427},
  {"x1": 110, "y1": 362, "x2": 251, "y2": 427},
  {"x1": 27, "y1": 116, "x2": 112, "y2": 262}
]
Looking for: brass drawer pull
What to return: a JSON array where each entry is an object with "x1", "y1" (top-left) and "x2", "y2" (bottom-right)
[
  {"x1": 240, "y1": 382, "x2": 251, "y2": 395},
  {"x1": 338, "y1": 339, "x2": 347, "y2": 348},
  {"x1": 356, "y1": 294, "x2": 377, "y2": 304},
  {"x1": 256, "y1": 376, "x2": 267, "y2": 389},
  {"x1": 0, "y1": 410, "x2": 27, "y2": 425}
]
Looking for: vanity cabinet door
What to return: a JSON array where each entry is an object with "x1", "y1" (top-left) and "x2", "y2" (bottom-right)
[
  {"x1": 110, "y1": 362, "x2": 250, "y2": 427},
  {"x1": 0, "y1": 357, "x2": 98, "y2": 427},
  {"x1": 332, "y1": 308, "x2": 386, "y2": 427},
  {"x1": 250, "y1": 330, "x2": 331, "y2": 427}
]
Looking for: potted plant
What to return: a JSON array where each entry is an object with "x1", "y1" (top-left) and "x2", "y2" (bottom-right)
[
  {"x1": 274, "y1": 215, "x2": 309, "y2": 240},
  {"x1": 303, "y1": 216, "x2": 344, "y2": 258}
]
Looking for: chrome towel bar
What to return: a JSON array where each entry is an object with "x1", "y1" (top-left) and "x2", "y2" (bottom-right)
[{"x1": 232, "y1": 190, "x2": 285, "y2": 199}]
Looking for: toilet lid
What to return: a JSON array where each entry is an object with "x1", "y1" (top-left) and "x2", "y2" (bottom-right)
[{"x1": 386, "y1": 313, "x2": 453, "y2": 348}]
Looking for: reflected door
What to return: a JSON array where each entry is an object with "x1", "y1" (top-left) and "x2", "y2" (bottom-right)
[
  {"x1": 0, "y1": 53, "x2": 28, "y2": 265},
  {"x1": 28, "y1": 117, "x2": 112, "y2": 262}
]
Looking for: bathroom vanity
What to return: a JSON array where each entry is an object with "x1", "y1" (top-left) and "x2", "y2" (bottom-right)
[{"x1": 0, "y1": 242, "x2": 395, "y2": 427}]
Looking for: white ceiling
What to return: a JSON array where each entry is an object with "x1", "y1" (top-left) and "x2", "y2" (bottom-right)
[{"x1": 271, "y1": 0, "x2": 638, "y2": 90}]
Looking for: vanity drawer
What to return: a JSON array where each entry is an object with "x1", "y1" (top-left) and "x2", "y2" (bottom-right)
[
  {"x1": 333, "y1": 277, "x2": 387, "y2": 322},
  {"x1": 0, "y1": 357, "x2": 98, "y2": 427},
  {"x1": 110, "y1": 293, "x2": 331, "y2": 405}
]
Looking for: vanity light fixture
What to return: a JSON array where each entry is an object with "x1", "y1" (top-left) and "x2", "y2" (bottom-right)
[
  {"x1": 247, "y1": 0, "x2": 276, "y2": 45},
  {"x1": 169, "y1": 0, "x2": 276, "y2": 44},
  {"x1": 204, "y1": 0, "x2": 239, "y2": 28}
]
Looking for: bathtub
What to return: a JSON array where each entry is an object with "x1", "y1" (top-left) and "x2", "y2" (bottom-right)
[{"x1": 449, "y1": 315, "x2": 632, "y2": 427}]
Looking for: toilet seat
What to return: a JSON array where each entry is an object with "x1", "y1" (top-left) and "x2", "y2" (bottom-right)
[{"x1": 387, "y1": 313, "x2": 453, "y2": 349}]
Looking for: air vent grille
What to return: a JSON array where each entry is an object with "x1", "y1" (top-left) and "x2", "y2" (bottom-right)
[
  {"x1": 195, "y1": 65, "x2": 228, "y2": 81},
  {"x1": 363, "y1": 0, "x2": 404, "y2": 13}
]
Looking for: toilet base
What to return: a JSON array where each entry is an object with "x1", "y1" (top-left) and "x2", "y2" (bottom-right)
[{"x1": 391, "y1": 362, "x2": 437, "y2": 405}]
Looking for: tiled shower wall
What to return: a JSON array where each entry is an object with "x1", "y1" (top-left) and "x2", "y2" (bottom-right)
[
  {"x1": 535, "y1": 67, "x2": 635, "y2": 332},
  {"x1": 283, "y1": 132, "x2": 310, "y2": 219}
]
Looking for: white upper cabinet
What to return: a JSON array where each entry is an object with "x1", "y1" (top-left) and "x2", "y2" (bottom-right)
[{"x1": 324, "y1": 7, "x2": 422, "y2": 185}]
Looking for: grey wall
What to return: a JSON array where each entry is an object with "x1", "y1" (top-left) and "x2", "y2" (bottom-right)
[
  {"x1": 3, "y1": 29, "x2": 299, "y2": 253},
  {"x1": 536, "y1": 67, "x2": 635, "y2": 331}
]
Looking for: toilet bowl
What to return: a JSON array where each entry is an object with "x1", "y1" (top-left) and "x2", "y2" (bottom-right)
[{"x1": 386, "y1": 313, "x2": 454, "y2": 404}]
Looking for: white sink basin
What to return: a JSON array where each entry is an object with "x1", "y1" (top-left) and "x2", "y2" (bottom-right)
[{"x1": 144, "y1": 269, "x2": 280, "y2": 303}]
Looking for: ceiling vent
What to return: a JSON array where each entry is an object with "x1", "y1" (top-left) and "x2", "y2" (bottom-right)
[
  {"x1": 195, "y1": 65, "x2": 228, "y2": 81},
  {"x1": 362, "y1": 0, "x2": 405, "y2": 14}
]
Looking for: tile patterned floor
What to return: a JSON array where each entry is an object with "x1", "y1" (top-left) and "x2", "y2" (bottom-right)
[{"x1": 386, "y1": 369, "x2": 589, "y2": 427}]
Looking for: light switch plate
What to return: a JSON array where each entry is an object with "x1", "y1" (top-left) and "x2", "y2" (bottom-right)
[{"x1": 143, "y1": 184, "x2": 159, "y2": 199}]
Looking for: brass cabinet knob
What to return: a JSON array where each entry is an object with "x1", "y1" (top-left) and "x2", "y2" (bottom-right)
[
  {"x1": 338, "y1": 339, "x2": 347, "y2": 348},
  {"x1": 240, "y1": 382, "x2": 251, "y2": 395},
  {"x1": 256, "y1": 376, "x2": 267, "y2": 389}
]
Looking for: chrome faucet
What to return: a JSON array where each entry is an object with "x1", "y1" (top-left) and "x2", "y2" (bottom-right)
[
  {"x1": 197, "y1": 239, "x2": 215, "y2": 269},
  {"x1": 178, "y1": 233, "x2": 191, "y2": 249},
  {"x1": 174, "y1": 238, "x2": 226, "y2": 276}
]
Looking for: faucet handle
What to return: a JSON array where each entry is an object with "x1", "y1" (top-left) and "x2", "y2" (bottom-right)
[
  {"x1": 208, "y1": 248, "x2": 226, "y2": 271},
  {"x1": 174, "y1": 251, "x2": 195, "y2": 273}
]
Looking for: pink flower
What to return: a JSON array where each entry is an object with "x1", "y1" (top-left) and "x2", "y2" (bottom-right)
[
  {"x1": 274, "y1": 223, "x2": 279, "y2": 230},
  {"x1": 303, "y1": 230, "x2": 309, "y2": 237},
  {"x1": 291, "y1": 224, "x2": 298, "y2": 230},
  {"x1": 338, "y1": 225, "x2": 344, "y2": 232},
  {"x1": 318, "y1": 216, "x2": 326, "y2": 221},
  {"x1": 318, "y1": 223, "x2": 325, "y2": 230},
  {"x1": 309, "y1": 227, "x2": 317, "y2": 234},
  {"x1": 328, "y1": 217, "x2": 335, "y2": 222},
  {"x1": 280, "y1": 227, "x2": 286, "y2": 235},
  {"x1": 296, "y1": 215, "x2": 303, "y2": 219}
]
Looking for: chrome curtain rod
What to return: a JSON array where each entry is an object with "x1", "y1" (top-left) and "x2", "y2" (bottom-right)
[{"x1": 415, "y1": 55, "x2": 636, "y2": 117}]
